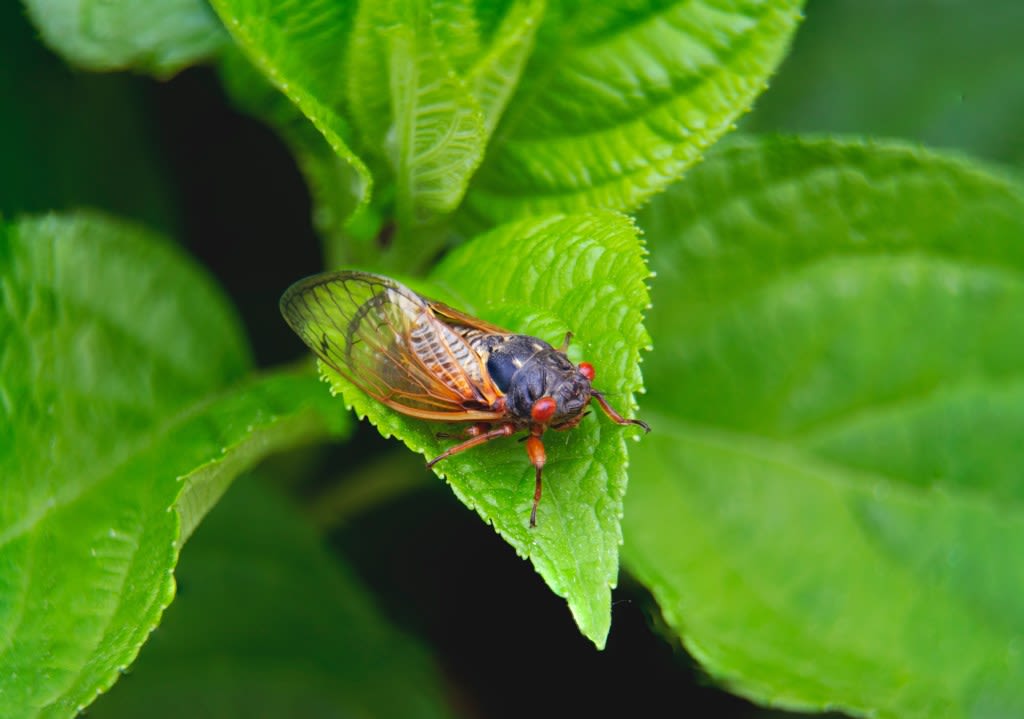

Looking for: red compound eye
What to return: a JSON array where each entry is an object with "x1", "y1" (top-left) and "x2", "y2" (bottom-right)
[
  {"x1": 531, "y1": 396, "x2": 558, "y2": 423},
  {"x1": 578, "y1": 362, "x2": 595, "y2": 381}
]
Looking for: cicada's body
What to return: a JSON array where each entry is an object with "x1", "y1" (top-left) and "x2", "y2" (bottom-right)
[{"x1": 280, "y1": 271, "x2": 648, "y2": 527}]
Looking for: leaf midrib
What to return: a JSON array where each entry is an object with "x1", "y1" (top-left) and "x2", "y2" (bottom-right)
[
  {"x1": 655, "y1": 250, "x2": 1024, "y2": 345},
  {"x1": 0, "y1": 375, "x2": 261, "y2": 550},
  {"x1": 679, "y1": 144, "x2": 1024, "y2": 263},
  {"x1": 792, "y1": 375, "x2": 1024, "y2": 444}
]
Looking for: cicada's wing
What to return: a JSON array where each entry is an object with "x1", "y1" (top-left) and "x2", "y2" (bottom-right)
[
  {"x1": 430, "y1": 300, "x2": 511, "y2": 336},
  {"x1": 280, "y1": 271, "x2": 505, "y2": 421}
]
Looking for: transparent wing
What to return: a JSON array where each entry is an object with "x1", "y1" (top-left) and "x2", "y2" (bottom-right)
[
  {"x1": 280, "y1": 271, "x2": 505, "y2": 421},
  {"x1": 430, "y1": 300, "x2": 511, "y2": 336}
]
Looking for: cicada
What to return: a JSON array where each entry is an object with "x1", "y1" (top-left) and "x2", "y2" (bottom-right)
[{"x1": 280, "y1": 271, "x2": 649, "y2": 527}]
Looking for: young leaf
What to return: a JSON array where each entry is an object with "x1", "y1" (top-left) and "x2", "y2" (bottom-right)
[
  {"x1": 88, "y1": 477, "x2": 452, "y2": 719},
  {"x1": 217, "y1": 0, "x2": 492, "y2": 269},
  {"x1": 346, "y1": 0, "x2": 537, "y2": 262},
  {"x1": 0, "y1": 213, "x2": 351, "y2": 718},
  {"x1": 22, "y1": 0, "x2": 226, "y2": 77},
  {"x1": 624, "y1": 137, "x2": 1024, "y2": 718},
  {"x1": 385, "y1": 1, "x2": 487, "y2": 220},
  {"x1": 314, "y1": 212, "x2": 650, "y2": 648},
  {"x1": 458, "y1": 0, "x2": 804, "y2": 229},
  {"x1": 464, "y1": 0, "x2": 544, "y2": 137}
]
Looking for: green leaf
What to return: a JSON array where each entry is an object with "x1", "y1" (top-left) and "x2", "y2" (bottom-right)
[
  {"x1": 382, "y1": 0, "x2": 487, "y2": 221},
  {"x1": 403, "y1": 0, "x2": 545, "y2": 139},
  {"x1": 464, "y1": 0, "x2": 544, "y2": 139},
  {"x1": 171, "y1": 369, "x2": 353, "y2": 544},
  {"x1": 744, "y1": 0, "x2": 1024, "y2": 167},
  {"x1": 458, "y1": 0, "x2": 805, "y2": 229},
  {"x1": 22, "y1": 0, "x2": 227, "y2": 77},
  {"x1": 316, "y1": 212, "x2": 650, "y2": 648},
  {"x1": 0, "y1": 213, "x2": 351, "y2": 718},
  {"x1": 623, "y1": 137, "x2": 1024, "y2": 717},
  {"x1": 345, "y1": 0, "x2": 396, "y2": 164},
  {"x1": 88, "y1": 477, "x2": 452, "y2": 718},
  {"x1": 348, "y1": 0, "x2": 540, "y2": 226}
]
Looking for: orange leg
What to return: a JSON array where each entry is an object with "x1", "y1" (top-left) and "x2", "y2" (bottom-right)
[
  {"x1": 525, "y1": 431, "x2": 547, "y2": 528},
  {"x1": 591, "y1": 390, "x2": 650, "y2": 432},
  {"x1": 426, "y1": 423, "x2": 517, "y2": 468}
]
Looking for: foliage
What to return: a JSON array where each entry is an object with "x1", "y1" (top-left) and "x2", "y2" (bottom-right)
[
  {"x1": 627, "y1": 137, "x2": 1024, "y2": 718},
  {"x1": 3, "y1": 0, "x2": 1023, "y2": 717}
]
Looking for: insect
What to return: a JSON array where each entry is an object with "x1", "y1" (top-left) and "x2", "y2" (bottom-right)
[{"x1": 280, "y1": 271, "x2": 649, "y2": 527}]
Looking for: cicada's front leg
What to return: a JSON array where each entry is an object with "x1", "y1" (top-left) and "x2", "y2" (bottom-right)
[
  {"x1": 591, "y1": 390, "x2": 650, "y2": 432},
  {"x1": 524, "y1": 429, "x2": 547, "y2": 529}
]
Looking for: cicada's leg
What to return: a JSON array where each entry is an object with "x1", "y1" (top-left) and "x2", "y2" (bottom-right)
[
  {"x1": 524, "y1": 431, "x2": 547, "y2": 528},
  {"x1": 591, "y1": 390, "x2": 651, "y2": 433},
  {"x1": 426, "y1": 422, "x2": 517, "y2": 468}
]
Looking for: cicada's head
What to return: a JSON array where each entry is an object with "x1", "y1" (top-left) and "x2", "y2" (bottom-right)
[{"x1": 502, "y1": 347, "x2": 593, "y2": 427}]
